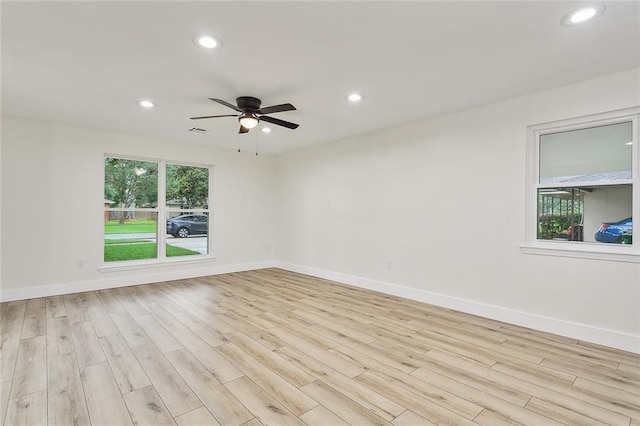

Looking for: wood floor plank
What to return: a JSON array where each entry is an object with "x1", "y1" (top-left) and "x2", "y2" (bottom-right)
[
  {"x1": 133, "y1": 314, "x2": 182, "y2": 353},
  {"x1": 525, "y1": 397, "x2": 610, "y2": 426},
  {"x1": 4, "y1": 390, "x2": 47, "y2": 426},
  {"x1": 99, "y1": 332, "x2": 151, "y2": 394},
  {"x1": 165, "y1": 348, "x2": 253, "y2": 425},
  {"x1": 132, "y1": 343, "x2": 202, "y2": 417},
  {"x1": 571, "y1": 377, "x2": 640, "y2": 420},
  {"x1": 619, "y1": 362, "x2": 640, "y2": 377},
  {"x1": 81, "y1": 362, "x2": 133, "y2": 426},
  {"x1": 45, "y1": 296, "x2": 67, "y2": 318},
  {"x1": 426, "y1": 349, "x2": 632, "y2": 426},
  {"x1": 490, "y1": 359, "x2": 577, "y2": 387},
  {"x1": 299, "y1": 405, "x2": 351, "y2": 426},
  {"x1": 171, "y1": 329, "x2": 244, "y2": 384},
  {"x1": 225, "y1": 331, "x2": 315, "y2": 388},
  {"x1": 473, "y1": 408, "x2": 522, "y2": 425},
  {"x1": 112, "y1": 288, "x2": 149, "y2": 317},
  {"x1": 410, "y1": 360, "x2": 532, "y2": 407},
  {"x1": 541, "y1": 356, "x2": 640, "y2": 396},
  {"x1": 148, "y1": 303, "x2": 187, "y2": 334},
  {"x1": 328, "y1": 342, "x2": 419, "y2": 375},
  {"x1": 299, "y1": 380, "x2": 392, "y2": 426},
  {"x1": 409, "y1": 367, "x2": 559, "y2": 425},
  {"x1": 175, "y1": 406, "x2": 220, "y2": 426},
  {"x1": 216, "y1": 342, "x2": 318, "y2": 416},
  {"x1": 96, "y1": 289, "x2": 126, "y2": 313},
  {"x1": 392, "y1": 410, "x2": 437, "y2": 426},
  {"x1": 87, "y1": 305, "x2": 119, "y2": 337},
  {"x1": 0, "y1": 332, "x2": 20, "y2": 383},
  {"x1": 240, "y1": 418, "x2": 265, "y2": 426},
  {"x1": 47, "y1": 353, "x2": 90, "y2": 425},
  {"x1": 71, "y1": 321, "x2": 106, "y2": 367},
  {"x1": 10, "y1": 336, "x2": 46, "y2": 399},
  {"x1": 123, "y1": 385, "x2": 176, "y2": 426},
  {"x1": 224, "y1": 376, "x2": 305, "y2": 426},
  {"x1": 20, "y1": 298, "x2": 45, "y2": 339},
  {"x1": 110, "y1": 311, "x2": 152, "y2": 347},
  {"x1": 269, "y1": 327, "x2": 365, "y2": 378},
  {"x1": 62, "y1": 293, "x2": 89, "y2": 324},
  {"x1": 0, "y1": 301, "x2": 26, "y2": 334},
  {"x1": 46, "y1": 316, "x2": 74, "y2": 356},
  {"x1": 0, "y1": 381, "x2": 11, "y2": 425},
  {"x1": 354, "y1": 370, "x2": 480, "y2": 425},
  {"x1": 274, "y1": 345, "x2": 404, "y2": 421}
]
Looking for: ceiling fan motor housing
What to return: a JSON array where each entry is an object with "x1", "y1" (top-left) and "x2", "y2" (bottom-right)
[{"x1": 237, "y1": 96, "x2": 262, "y2": 111}]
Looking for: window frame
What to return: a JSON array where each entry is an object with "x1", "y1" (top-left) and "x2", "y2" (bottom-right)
[
  {"x1": 102, "y1": 154, "x2": 214, "y2": 270},
  {"x1": 522, "y1": 107, "x2": 640, "y2": 263}
]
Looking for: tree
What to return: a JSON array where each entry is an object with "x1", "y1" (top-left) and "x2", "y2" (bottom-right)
[
  {"x1": 104, "y1": 158, "x2": 158, "y2": 223},
  {"x1": 166, "y1": 165, "x2": 209, "y2": 208}
]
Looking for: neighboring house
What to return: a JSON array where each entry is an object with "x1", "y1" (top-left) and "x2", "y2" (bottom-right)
[{"x1": 104, "y1": 199, "x2": 113, "y2": 222}]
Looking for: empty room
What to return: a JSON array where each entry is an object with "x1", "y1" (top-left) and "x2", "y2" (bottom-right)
[{"x1": 1, "y1": 1, "x2": 639, "y2": 425}]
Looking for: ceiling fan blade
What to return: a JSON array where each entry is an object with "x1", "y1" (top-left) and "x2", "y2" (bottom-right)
[
  {"x1": 260, "y1": 115, "x2": 299, "y2": 129},
  {"x1": 257, "y1": 103, "x2": 296, "y2": 114},
  {"x1": 209, "y1": 98, "x2": 243, "y2": 112},
  {"x1": 239, "y1": 125, "x2": 250, "y2": 134},
  {"x1": 190, "y1": 114, "x2": 239, "y2": 120}
]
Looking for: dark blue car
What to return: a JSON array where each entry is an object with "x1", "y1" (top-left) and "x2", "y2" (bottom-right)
[
  {"x1": 166, "y1": 214, "x2": 208, "y2": 238},
  {"x1": 595, "y1": 217, "x2": 632, "y2": 244}
]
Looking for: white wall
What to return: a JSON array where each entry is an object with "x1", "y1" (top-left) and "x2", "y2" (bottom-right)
[
  {"x1": 275, "y1": 68, "x2": 640, "y2": 352},
  {"x1": 1, "y1": 116, "x2": 276, "y2": 299}
]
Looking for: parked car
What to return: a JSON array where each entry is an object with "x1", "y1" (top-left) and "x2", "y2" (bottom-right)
[
  {"x1": 594, "y1": 217, "x2": 632, "y2": 244},
  {"x1": 166, "y1": 214, "x2": 208, "y2": 238}
]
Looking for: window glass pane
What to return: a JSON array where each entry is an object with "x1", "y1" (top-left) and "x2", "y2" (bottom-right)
[
  {"x1": 166, "y1": 164, "x2": 209, "y2": 209},
  {"x1": 166, "y1": 212, "x2": 208, "y2": 257},
  {"x1": 539, "y1": 122, "x2": 632, "y2": 184},
  {"x1": 537, "y1": 184, "x2": 632, "y2": 244},
  {"x1": 104, "y1": 212, "x2": 158, "y2": 261},
  {"x1": 537, "y1": 188, "x2": 584, "y2": 241},
  {"x1": 105, "y1": 158, "x2": 158, "y2": 208}
]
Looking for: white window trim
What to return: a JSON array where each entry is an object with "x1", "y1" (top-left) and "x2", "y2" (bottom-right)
[
  {"x1": 101, "y1": 155, "x2": 215, "y2": 270},
  {"x1": 522, "y1": 106, "x2": 640, "y2": 263}
]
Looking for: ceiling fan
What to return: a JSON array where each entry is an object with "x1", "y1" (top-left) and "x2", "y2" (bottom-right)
[{"x1": 191, "y1": 96, "x2": 299, "y2": 134}]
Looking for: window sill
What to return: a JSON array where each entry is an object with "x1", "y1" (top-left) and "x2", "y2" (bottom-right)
[
  {"x1": 521, "y1": 242, "x2": 639, "y2": 263},
  {"x1": 99, "y1": 255, "x2": 217, "y2": 273}
]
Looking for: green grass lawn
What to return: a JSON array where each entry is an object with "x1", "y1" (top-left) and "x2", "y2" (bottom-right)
[
  {"x1": 104, "y1": 242, "x2": 199, "y2": 261},
  {"x1": 104, "y1": 239, "x2": 153, "y2": 245},
  {"x1": 105, "y1": 219, "x2": 157, "y2": 234}
]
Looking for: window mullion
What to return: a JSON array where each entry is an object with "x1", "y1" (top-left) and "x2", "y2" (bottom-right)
[{"x1": 158, "y1": 160, "x2": 167, "y2": 260}]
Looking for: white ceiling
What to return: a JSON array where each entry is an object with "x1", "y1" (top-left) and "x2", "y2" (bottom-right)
[{"x1": 2, "y1": 1, "x2": 639, "y2": 155}]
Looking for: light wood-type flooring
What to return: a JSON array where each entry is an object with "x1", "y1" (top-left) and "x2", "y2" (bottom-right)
[{"x1": 1, "y1": 268, "x2": 639, "y2": 425}]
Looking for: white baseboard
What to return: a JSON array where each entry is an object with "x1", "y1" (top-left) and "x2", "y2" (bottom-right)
[
  {"x1": 274, "y1": 261, "x2": 640, "y2": 354},
  {"x1": 0, "y1": 260, "x2": 275, "y2": 302}
]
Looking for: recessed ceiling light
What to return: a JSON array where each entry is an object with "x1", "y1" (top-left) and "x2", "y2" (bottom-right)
[
  {"x1": 262, "y1": 127, "x2": 272, "y2": 133},
  {"x1": 138, "y1": 100, "x2": 155, "y2": 108},
  {"x1": 194, "y1": 35, "x2": 219, "y2": 49},
  {"x1": 347, "y1": 93, "x2": 363, "y2": 102},
  {"x1": 561, "y1": 5, "x2": 605, "y2": 26}
]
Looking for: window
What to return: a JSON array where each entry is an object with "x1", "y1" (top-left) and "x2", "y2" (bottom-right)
[
  {"x1": 524, "y1": 107, "x2": 639, "y2": 262},
  {"x1": 104, "y1": 156, "x2": 212, "y2": 265}
]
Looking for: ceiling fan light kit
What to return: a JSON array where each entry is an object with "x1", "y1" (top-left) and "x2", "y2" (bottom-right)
[
  {"x1": 239, "y1": 112, "x2": 259, "y2": 129},
  {"x1": 191, "y1": 96, "x2": 299, "y2": 134}
]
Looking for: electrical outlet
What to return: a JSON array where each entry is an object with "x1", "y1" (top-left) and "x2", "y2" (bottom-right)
[
  {"x1": 386, "y1": 260, "x2": 392, "y2": 269},
  {"x1": 76, "y1": 259, "x2": 84, "y2": 268}
]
